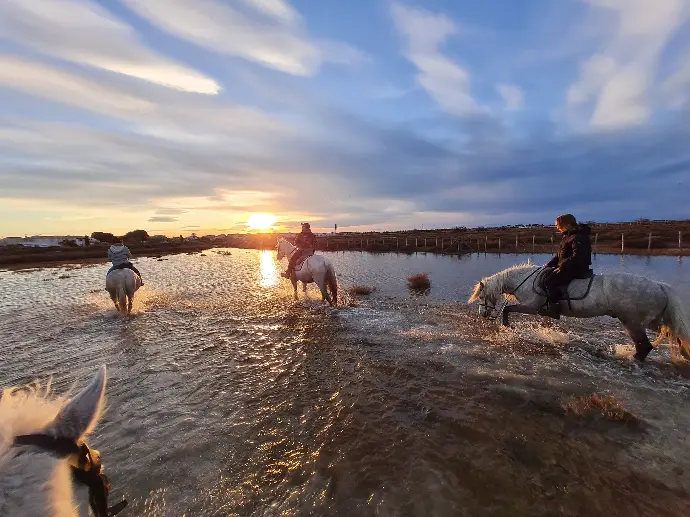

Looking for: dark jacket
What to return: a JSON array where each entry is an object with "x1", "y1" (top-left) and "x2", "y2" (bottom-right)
[
  {"x1": 546, "y1": 224, "x2": 592, "y2": 276},
  {"x1": 295, "y1": 230, "x2": 316, "y2": 250}
]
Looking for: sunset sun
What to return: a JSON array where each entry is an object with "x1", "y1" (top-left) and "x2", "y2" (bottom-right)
[{"x1": 246, "y1": 213, "x2": 276, "y2": 231}]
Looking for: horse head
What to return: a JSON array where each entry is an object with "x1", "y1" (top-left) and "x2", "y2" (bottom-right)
[
  {"x1": 276, "y1": 238, "x2": 294, "y2": 261},
  {"x1": 0, "y1": 366, "x2": 127, "y2": 517},
  {"x1": 468, "y1": 276, "x2": 506, "y2": 319}
]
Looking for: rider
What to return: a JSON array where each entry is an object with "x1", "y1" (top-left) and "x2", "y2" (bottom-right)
[
  {"x1": 281, "y1": 222, "x2": 316, "y2": 278},
  {"x1": 108, "y1": 238, "x2": 144, "y2": 285},
  {"x1": 540, "y1": 213, "x2": 592, "y2": 319}
]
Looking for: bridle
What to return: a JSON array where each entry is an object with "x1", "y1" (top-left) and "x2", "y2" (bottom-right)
[
  {"x1": 13, "y1": 433, "x2": 128, "y2": 517},
  {"x1": 478, "y1": 267, "x2": 542, "y2": 321}
]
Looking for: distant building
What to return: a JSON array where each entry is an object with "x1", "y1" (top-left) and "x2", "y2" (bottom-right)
[{"x1": 0, "y1": 236, "x2": 92, "y2": 247}]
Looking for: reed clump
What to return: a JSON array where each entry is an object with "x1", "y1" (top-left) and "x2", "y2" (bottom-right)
[{"x1": 407, "y1": 272, "x2": 431, "y2": 290}]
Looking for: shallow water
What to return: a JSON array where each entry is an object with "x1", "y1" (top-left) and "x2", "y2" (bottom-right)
[{"x1": 1, "y1": 250, "x2": 690, "y2": 516}]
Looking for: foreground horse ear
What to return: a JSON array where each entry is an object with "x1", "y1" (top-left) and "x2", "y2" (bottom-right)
[
  {"x1": 479, "y1": 281, "x2": 484, "y2": 290},
  {"x1": 49, "y1": 365, "x2": 107, "y2": 441}
]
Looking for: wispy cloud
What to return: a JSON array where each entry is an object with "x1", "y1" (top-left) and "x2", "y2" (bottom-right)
[
  {"x1": 390, "y1": 2, "x2": 482, "y2": 116},
  {"x1": 0, "y1": 0, "x2": 220, "y2": 94},
  {"x1": 148, "y1": 216, "x2": 178, "y2": 223},
  {"x1": 566, "y1": 0, "x2": 689, "y2": 129},
  {"x1": 121, "y1": 0, "x2": 367, "y2": 76},
  {"x1": 496, "y1": 83, "x2": 524, "y2": 111}
]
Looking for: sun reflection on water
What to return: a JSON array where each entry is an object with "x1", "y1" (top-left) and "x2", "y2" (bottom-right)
[{"x1": 259, "y1": 250, "x2": 279, "y2": 288}]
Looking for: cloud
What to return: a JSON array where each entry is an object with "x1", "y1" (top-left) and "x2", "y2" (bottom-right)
[
  {"x1": 390, "y1": 2, "x2": 482, "y2": 116},
  {"x1": 0, "y1": 0, "x2": 220, "y2": 94},
  {"x1": 155, "y1": 208, "x2": 188, "y2": 215},
  {"x1": 148, "y1": 216, "x2": 178, "y2": 223},
  {"x1": 121, "y1": 0, "x2": 367, "y2": 76},
  {"x1": 496, "y1": 83, "x2": 524, "y2": 111},
  {"x1": 566, "y1": 0, "x2": 689, "y2": 129},
  {"x1": 0, "y1": 55, "x2": 290, "y2": 141}
]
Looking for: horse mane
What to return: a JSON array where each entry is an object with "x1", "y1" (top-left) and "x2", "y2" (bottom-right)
[
  {"x1": 0, "y1": 380, "x2": 70, "y2": 459},
  {"x1": 467, "y1": 262, "x2": 537, "y2": 303}
]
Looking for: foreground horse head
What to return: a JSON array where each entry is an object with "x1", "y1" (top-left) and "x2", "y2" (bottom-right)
[
  {"x1": 0, "y1": 366, "x2": 127, "y2": 517},
  {"x1": 469, "y1": 264, "x2": 690, "y2": 362},
  {"x1": 275, "y1": 238, "x2": 338, "y2": 306},
  {"x1": 105, "y1": 269, "x2": 141, "y2": 315}
]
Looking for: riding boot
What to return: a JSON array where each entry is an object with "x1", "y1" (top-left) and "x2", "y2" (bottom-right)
[{"x1": 538, "y1": 300, "x2": 561, "y2": 320}]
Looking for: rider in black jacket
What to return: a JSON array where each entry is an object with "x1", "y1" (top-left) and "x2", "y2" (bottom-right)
[
  {"x1": 282, "y1": 223, "x2": 316, "y2": 278},
  {"x1": 540, "y1": 214, "x2": 592, "y2": 319}
]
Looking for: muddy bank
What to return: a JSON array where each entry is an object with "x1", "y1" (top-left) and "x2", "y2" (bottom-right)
[{"x1": 0, "y1": 242, "x2": 213, "y2": 270}]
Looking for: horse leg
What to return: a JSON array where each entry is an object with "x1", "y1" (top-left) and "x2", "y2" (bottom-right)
[
  {"x1": 108, "y1": 290, "x2": 118, "y2": 310},
  {"x1": 314, "y1": 275, "x2": 331, "y2": 305},
  {"x1": 127, "y1": 296, "x2": 133, "y2": 315},
  {"x1": 622, "y1": 321, "x2": 653, "y2": 362},
  {"x1": 302, "y1": 281, "x2": 308, "y2": 293},
  {"x1": 501, "y1": 304, "x2": 540, "y2": 326},
  {"x1": 291, "y1": 277, "x2": 299, "y2": 300}
]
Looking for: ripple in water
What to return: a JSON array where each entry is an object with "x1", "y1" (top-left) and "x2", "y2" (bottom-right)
[{"x1": 1, "y1": 249, "x2": 690, "y2": 516}]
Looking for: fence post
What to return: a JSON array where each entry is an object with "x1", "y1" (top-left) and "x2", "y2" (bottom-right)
[
  {"x1": 484, "y1": 236, "x2": 488, "y2": 253},
  {"x1": 498, "y1": 237, "x2": 501, "y2": 252},
  {"x1": 397, "y1": 238, "x2": 399, "y2": 250},
  {"x1": 326, "y1": 238, "x2": 329, "y2": 250},
  {"x1": 680, "y1": 231, "x2": 683, "y2": 252},
  {"x1": 415, "y1": 238, "x2": 418, "y2": 248},
  {"x1": 424, "y1": 238, "x2": 427, "y2": 247},
  {"x1": 435, "y1": 237, "x2": 438, "y2": 248},
  {"x1": 621, "y1": 233, "x2": 625, "y2": 253},
  {"x1": 405, "y1": 238, "x2": 408, "y2": 247},
  {"x1": 458, "y1": 239, "x2": 461, "y2": 252},
  {"x1": 515, "y1": 234, "x2": 519, "y2": 251},
  {"x1": 532, "y1": 235, "x2": 535, "y2": 253},
  {"x1": 648, "y1": 232, "x2": 652, "y2": 252}
]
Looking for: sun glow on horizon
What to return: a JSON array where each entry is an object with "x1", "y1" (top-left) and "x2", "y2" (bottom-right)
[{"x1": 246, "y1": 213, "x2": 277, "y2": 231}]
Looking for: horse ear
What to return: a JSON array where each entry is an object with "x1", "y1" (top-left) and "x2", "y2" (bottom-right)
[
  {"x1": 479, "y1": 281, "x2": 484, "y2": 290},
  {"x1": 49, "y1": 366, "x2": 106, "y2": 441}
]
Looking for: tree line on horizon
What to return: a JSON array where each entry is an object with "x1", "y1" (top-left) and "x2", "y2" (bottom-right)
[{"x1": 91, "y1": 230, "x2": 149, "y2": 244}]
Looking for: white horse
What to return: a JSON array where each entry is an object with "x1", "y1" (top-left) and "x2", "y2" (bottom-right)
[
  {"x1": 0, "y1": 365, "x2": 128, "y2": 517},
  {"x1": 105, "y1": 268, "x2": 141, "y2": 315},
  {"x1": 468, "y1": 264, "x2": 690, "y2": 362},
  {"x1": 276, "y1": 238, "x2": 338, "y2": 305}
]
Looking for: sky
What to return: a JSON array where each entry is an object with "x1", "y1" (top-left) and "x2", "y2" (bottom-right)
[{"x1": 1, "y1": 0, "x2": 689, "y2": 237}]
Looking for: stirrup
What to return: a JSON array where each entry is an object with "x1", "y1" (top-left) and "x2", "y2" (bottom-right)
[{"x1": 538, "y1": 303, "x2": 560, "y2": 320}]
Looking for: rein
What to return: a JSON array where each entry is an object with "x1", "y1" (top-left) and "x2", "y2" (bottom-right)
[{"x1": 13, "y1": 433, "x2": 128, "y2": 517}]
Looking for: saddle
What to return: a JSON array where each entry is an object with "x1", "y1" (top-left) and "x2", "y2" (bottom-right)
[
  {"x1": 535, "y1": 268, "x2": 595, "y2": 309},
  {"x1": 293, "y1": 249, "x2": 314, "y2": 272}
]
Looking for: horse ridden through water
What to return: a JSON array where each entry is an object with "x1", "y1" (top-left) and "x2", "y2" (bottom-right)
[
  {"x1": 276, "y1": 238, "x2": 338, "y2": 305},
  {"x1": 468, "y1": 263, "x2": 690, "y2": 361},
  {"x1": 105, "y1": 269, "x2": 141, "y2": 315},
  {"x1": 0, "y1": 365, "x2": 128, "y2": 517}
]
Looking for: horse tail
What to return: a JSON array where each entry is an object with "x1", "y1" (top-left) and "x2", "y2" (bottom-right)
[
  {"x1": 659, "y1": 284, "x2": 690, "y2": 360},
  {"x1": 326, "y1": 263, "x2": 338, "y2": 306},
  {"x1": 116, "y1": 284, "x2": 127, "y2": 314}
]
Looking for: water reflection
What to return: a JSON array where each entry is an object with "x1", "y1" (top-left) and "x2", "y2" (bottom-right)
[{"x1": 259, "y1": 249, "x2": 279, "y2": 288}]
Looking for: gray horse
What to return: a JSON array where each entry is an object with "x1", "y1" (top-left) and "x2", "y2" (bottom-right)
[{"x1": 468, "y1": 264, "x2": 690, "y2": 361}]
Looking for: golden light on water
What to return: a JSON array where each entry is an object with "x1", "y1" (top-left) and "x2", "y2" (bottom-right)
[
  {"x1": 259, "y1": 250, "x2": 279, "y2": 288},
  {"x1": 247, "y1": 213, "x2": 276, "y2": 231}
]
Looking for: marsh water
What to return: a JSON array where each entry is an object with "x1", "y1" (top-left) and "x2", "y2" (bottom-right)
[{"x1": 1, "y1": 250, "x2": 690, "y2": 516}]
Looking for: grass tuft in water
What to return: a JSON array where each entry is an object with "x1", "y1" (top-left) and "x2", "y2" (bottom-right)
[
  {"x1": 563, "y1": 393, "x2": 639, "y2": 423},
  {"x1": 349, "y1": 285, "x2": 376, "y2": 295},
  {"x1": 407, "y1": 272, "x2": 431, "y2": 289}
]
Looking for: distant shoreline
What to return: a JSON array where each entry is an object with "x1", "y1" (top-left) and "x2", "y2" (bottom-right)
[
  {"x1": 0, "y1": 242, "x2": 213, "y2": 271},
  {"x1": 2, "y1": 219, "x2": 689, "y2": 271}
]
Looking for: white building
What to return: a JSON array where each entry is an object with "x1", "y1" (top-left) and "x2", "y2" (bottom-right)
[{"x1": 0, "y1": 236, "x2": 92, "y2": 247}]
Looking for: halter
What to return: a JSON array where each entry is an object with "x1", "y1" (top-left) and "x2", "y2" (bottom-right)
[
  {"x1": 480, "y1": 267, "x2": 542, "y2": 320},
  {"x1": 13, "y1": 433, "x2": 128, "y2": 517}
]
